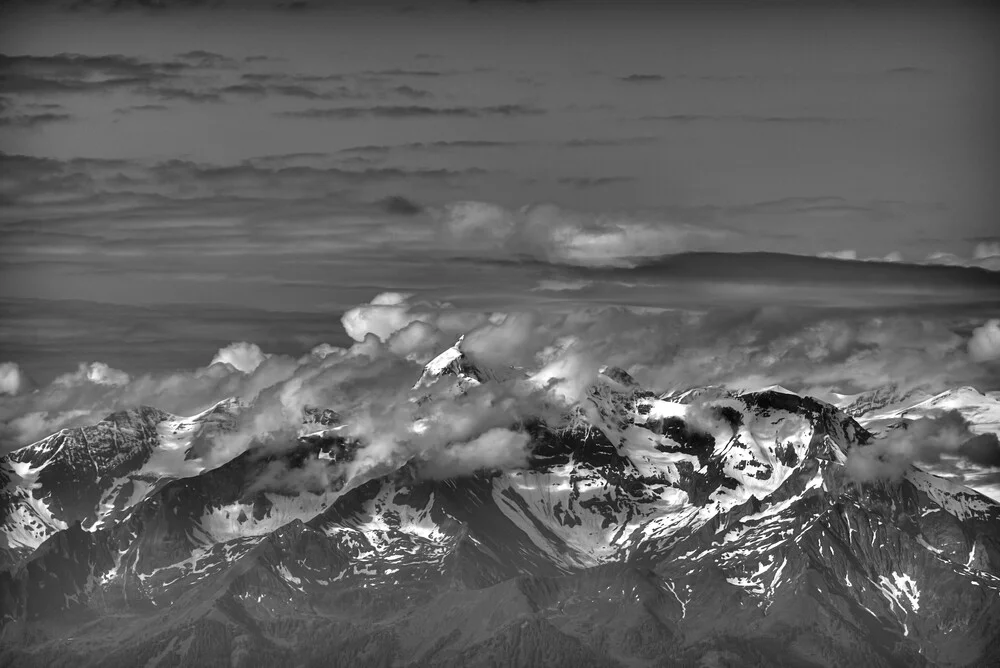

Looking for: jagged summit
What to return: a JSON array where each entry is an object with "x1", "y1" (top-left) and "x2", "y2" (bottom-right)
[{"x1": 833, "y1": 383, "x2": 935, "y2": 418}]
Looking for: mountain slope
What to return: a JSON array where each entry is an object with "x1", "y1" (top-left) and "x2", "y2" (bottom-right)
[{"x1": 1, "y1": 346, "x2": 999, "y2": 667}]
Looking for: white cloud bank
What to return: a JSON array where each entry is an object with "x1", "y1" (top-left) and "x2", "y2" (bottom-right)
[{"x1": 969, "y1": 319, "x2": 1000, "y2": 362}]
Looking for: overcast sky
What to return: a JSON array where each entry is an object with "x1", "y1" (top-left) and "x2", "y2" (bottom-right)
[{"x1": 1, "y1": 0, "x2": 998, "y2": 381}]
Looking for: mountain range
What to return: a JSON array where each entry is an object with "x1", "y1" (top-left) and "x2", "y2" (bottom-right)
[{"x1": 1, "y1": 341, "x2": 999, "y2": 668}]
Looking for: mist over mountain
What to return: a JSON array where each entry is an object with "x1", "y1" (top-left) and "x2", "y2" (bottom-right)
[
  {"x1": 2, "y1": 300, "x2": 1000, "y2": 667},
  {"x1": 3, "y1": 0, "x2": 999, "y2": 665}
]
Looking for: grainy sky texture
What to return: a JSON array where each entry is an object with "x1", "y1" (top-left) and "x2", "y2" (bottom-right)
[{"x1": 0, "y1": 0, "x2": 998, "y2": 384}]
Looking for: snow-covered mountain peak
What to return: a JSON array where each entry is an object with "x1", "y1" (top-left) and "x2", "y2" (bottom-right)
[{"x1": 4, "y1": 353, "x2": 1000, "y2": 666}]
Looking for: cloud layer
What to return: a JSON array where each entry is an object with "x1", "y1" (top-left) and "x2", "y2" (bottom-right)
[{"x1": 845, "y1": 410, "x2": 1000, "y2": 483}]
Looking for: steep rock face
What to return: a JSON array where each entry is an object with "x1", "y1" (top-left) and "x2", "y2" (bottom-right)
[
  {"x1": 1, "y1": 345, "x2": 999, "y2": 667},
  {"x1": 0, "y1": 401, "x2": 250, "y2": 568},
  {"x1": 837, "y1": 384, "x2": 933, "y2": 419}
]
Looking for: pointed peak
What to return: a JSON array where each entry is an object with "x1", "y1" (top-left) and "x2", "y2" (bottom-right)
[
  {"x1": 598, "y1": 366, "x2": 638, "y2": 389},
  {"x1": 413, "y1": 337, "x2": 484, "y2": 391}
]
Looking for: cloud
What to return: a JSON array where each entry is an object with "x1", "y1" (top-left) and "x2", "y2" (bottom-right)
[
  {"x1": 558, "y1": 176, "x2": 634, "y2": 189},
  {"x1": 421, "y1": 427, "x2": 531, "y2": 479},
  {"x1": 0, "y1": 52, "x2": 184, "y2": 96},
  {"x1": 174, "y1": 50, "x2": 237, "y2": 68},
  {"x1": 53, "y1": 362, "x2": 131, "y2": 387},
  {"x1": 0, "y1": 112, "x2": 74, "y2": 128},
  {"x1": 844, "y1": 410, "x2": 994, "y2": 482},
  {"x1": 0, "y1": 341, "x2": 302, "y2": 451},
  {"x1": 974, "y1": 242, "x2": 1000, "y2": 260},
  {"x1": 433, "y1": 201, "x2": 734, "y2": 267},
  {"x1": 278, "y1": 104, "x2": 543, "y2": 119},
  {"x1": 342, "y1": 378, "x2": 550, "y2": 484},
  {"x1": 530, "y1": 280, "x2": 592, "y2": 292},
  {"x1": 0, "y1": 362, "x2": 32, "y2": 396},
  {"x1": 341, "y1": 292, "x2": 421, "y2": 343},
  {"x1": 969, "y1": 319, "x2": 1000, "y2": 362},
  {"x1": 818, "y1": 250, "x2": 858, "y2": 261},
  {"x1": 463, "y1": 312, "x2": 552, "y2": 369},
  {"x1": 924, "y1": 251, "x2": 1000, "y2": 272},
  {"x1": 959, "y1": 433, "x2": 1000, "y2": 467},
  {"x1": 640, "y1": 114, "x2": 848, "y2": 125},
  {"x1": 387, "y1": 321, "x2": 446, "y2": 361},
  {"x1": 210, "y1": 342, "x2": 269, "y2": 373},
  {"x1": 2, "y1": 288, "x2": 999, "y2": 494},
  {"x1": 381, "y1": 195, "x2": 423, "y2": 215},
  {"x1": 620, "y1": 74, "x2": 664, "y2": 82},
  {"x1": 0, "y1": 50, "x2": 429, "y2": 106},
  {"x1": 114, "y1": 104, "x2": 170, "y2": 113},
  {"x1": 340, "y1": 293, "x2": 485, "y2": 348}
]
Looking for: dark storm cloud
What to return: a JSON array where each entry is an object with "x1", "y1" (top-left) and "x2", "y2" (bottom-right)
[
  {"x1": 582, "y1": 252, "x2": 1000, "y2": 296},
  {"x1": 639, "y1": 114, "x2": 850, "y2": 125},
  {"x1": 114, "y1": 103, "x2": 171, "y2": 113},
  {"x1": 558, "y1": 176, "x2": 634, "y2": 188},
  {"x1": 139, "y1": 85, "x2": 224, "y2": 102},
  {"x1": 175, "y1": 50, "x2": 236, "y2": 67},
  {"x1": 380, "y1": 195, "x2": 423, "y2": 216},
  {"x1": 885, "y1": 66, "x2": 933, "y2": 76},
  {"x1": 363, "y1": 69, "x2": 443, "y2": 77},
  {"x1": 0, "y1": 151, "x2": 483, "y2": 207},
  {"x1": 394, "y1": 85, "x2": 432, "y2": 99},
  {"x1": 216, "y1": 73, "x2": 434, "y2": 102},
  {"x1": 0, "y1": 50, "x2": 245, "y2": 101},
  {"x1": 240, "y1": 72, "x2": 347, "y2": 84},
  {"x1": 0, "y1": 50, "x2": 390, "y2": 105},
  {"x1": 960, "y1": 433, "x2": 1000, "y2": 467},
  {"x1": 338, "y1": 136, "x2": 655, "y2": 156},
  {"x1": 219, "y1": 82, "x2": 344, "y2": 100},
  {"x1": 620, "y1": 74, "x2": 664, "y2": 83},
  {"x1": 0, "y1": 112, "x2": 74, "y2": 127},
  {"x1": 277, "y1": 104, "x2": 544, "y2": 119},
  {"x1": 0, "y1": 52, "x2": 183, "y2": 79},
  {"x1": 340, "y1": 140, "x2": 514, "y2": 155},
  {"x1": 733, "y1": 196, "x2": 930, "y2": 218}
]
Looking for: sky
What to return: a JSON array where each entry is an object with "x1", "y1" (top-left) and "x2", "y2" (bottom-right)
[{"x1": 0, "y1": 0, "x2": 998, "y2": 393}]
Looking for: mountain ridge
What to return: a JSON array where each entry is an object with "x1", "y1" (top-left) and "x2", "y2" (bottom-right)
[{"x1": 1, "y1": 344, "x2": 999, "y2": 667}]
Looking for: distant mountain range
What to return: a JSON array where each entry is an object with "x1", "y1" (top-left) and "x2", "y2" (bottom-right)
[{"x1": 2, "y1": 342, "x2": 999, "y2": 667}]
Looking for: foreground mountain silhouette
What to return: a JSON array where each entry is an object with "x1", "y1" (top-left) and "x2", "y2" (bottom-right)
[{"x1": 1, "y1": 342, "x2": 999, "y2": 667}]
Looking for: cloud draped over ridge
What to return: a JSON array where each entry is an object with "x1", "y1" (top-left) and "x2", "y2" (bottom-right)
[
  {"x1": 844, "y1": 410, "x2": 1000, "y2": 482},
  {"x1": 2, "y1": 294, "x2": 999, "y2": 483}
]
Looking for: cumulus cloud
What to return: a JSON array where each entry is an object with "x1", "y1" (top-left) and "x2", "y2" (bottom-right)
[
  {"x1": 530, "y1": 280, "x2": 592, "y2": 292},
  {"x1": 462, "y1": 312, "x2": 551, "y2": 369},
  {"x1": 433, "y1": 201, "x2": 733, "y2": 267},
  {"x1": 0, "y1": 362, "x2": 32, "y2": 396},
  {"x1": 341, "y1": 292, "x2": 419, "y2": 342},
  {"x1": 210, "y1": 341, "x2": 268, "y2": 373},
  {"x1": 974, "y1": 242, "x2": 1000, "y2": 260},
  {"x1": 3, "y1": 288, "x2": 998, "y2": 490},
  {"x1": 923, "y1": 251, "x2": 1000, "y2": 272},
  {"x1": 421, "y1": 428, "x2": 531, "y2": 480},
  {"x1": 53, "y1": 362, "x2": 131, "y2": 387},
  {"x1": 0, "y1": 346, "x2": 302, "y2": 451},
  {"x1": 968, "y1": 319, "x2": 1000, "y2": 362},
  {"x1": 818, "y1": 250, "x2": 858, "y2": 261},
  {"x1": 340, "y1": 292, "x2": 487, "y2": 356},
  {"x1": 844, "y1": 410, "x2": 992, "y2": 482}
]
